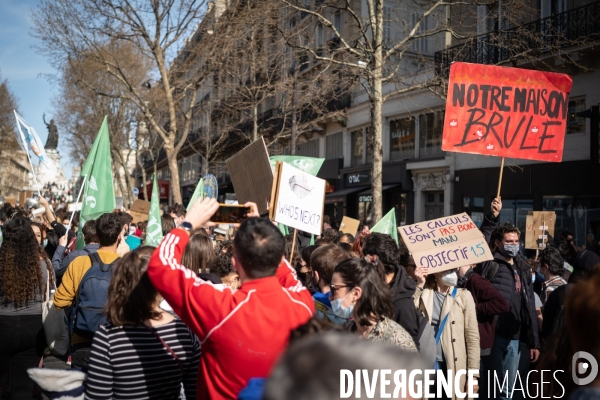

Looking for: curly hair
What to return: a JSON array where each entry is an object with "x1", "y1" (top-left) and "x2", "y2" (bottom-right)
[
  {"x1": 0, "y1": 217, "x2": 46, "y2": 307},
  {"x1": 361, "y1": 233, "x2": 402, "y2": 276},
  {"x1": 104, "y1": 246, "x2": 160, "y2": 326},
  {"x1": 208, "y1": 253, "x2": 236, "y2": 279}
]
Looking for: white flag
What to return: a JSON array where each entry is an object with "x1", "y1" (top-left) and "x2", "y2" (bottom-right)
[{"x1": 13, "y1": 110, "x2": 55, "y2": 172}]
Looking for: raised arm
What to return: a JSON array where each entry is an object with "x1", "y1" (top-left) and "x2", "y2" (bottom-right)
[
  {"x1": 147, "y1": 198, "x2": 233, "y2": 340},
  {"x1": 480, "y1": 197, "x2": 501, "y2": 245}
]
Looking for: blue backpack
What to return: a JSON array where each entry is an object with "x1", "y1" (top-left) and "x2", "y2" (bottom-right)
[{"x1": 72, "y1": 253, "x2": 117, "y2": 338}]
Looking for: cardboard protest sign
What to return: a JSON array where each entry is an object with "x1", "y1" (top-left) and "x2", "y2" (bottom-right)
[
  {"x1": 525, "y1": 211, "x2": 556, "y2": 249},
  {"x1": 442, "y1": 62, "x2": 573, "y2": 162},
  {"x1": 5, "y1": 197, "x2": 16, "y2": 207},
  {"x1": 226, "y1": 137, "x2": 273, "y2": 214},
  {"x1": 68, "y1": 202, "x2": 82, "y2": 212},
  {"x1": 270, "y1": 161, "x2": 326, "y2": 236},
  {"x1": 399, "y1": 213, "x2": 493, "y2": 273},
  {"x1": 129, "y1": 199, "x2": 151, "y2": 224},
  {"x1": 339, "y1": 216, "x2": 360, "y2": 236}
]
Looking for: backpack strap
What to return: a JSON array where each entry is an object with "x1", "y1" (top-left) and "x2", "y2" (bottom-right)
[
  {"x1": 88, "y1": 252, "x2": 113, "y2": 273},
  {"x1": 434, "y1": 286, "x2": 458, "y2": 371},
  {"x1": 484, "y1": 261, "x2": 500, "y2": 282}
]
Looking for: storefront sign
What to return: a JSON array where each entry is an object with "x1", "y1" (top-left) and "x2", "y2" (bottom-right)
[
  {"x1": 325, "y1": 181, "x2": 335, "y2": 193},
  {"x1": 442, "y1": 62, "x2": 572, "y2": 162},
  {"x1": 525, "y1": 211, "x2": 556, "y2": 249},
  {"x1": 346, "y1": 171, "x2": 370, "y2": 185},
  {"x1": 359, "y1": 195, "x2": 372, "y2": 203},
  {"x1": 227, "y1": 137, "x2": 273, "y2": 214},
  {"x1": 399, "y1": 212, "x2": 493, "y2": 273},
  {"x1": 143, "y1": 180, "x2": 170, "y2": 200},
  {"x1": 270, "y1": 161, "x2": 326, "y2": 236}
]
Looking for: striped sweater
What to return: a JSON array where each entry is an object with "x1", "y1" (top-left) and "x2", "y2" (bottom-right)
[{"x1": 85, "y1": 319, "x2": 200, "y2": 399}]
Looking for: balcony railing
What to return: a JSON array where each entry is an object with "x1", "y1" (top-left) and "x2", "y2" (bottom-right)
[{"x1": 435, "y1": 0, "x2": 600, "y2": 76}]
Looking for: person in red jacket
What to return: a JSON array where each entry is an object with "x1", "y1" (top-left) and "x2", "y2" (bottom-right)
[
  {"x1": 147, "y1": 198, "x2": 314, "y2": 400},
  {"x1": 457, "y1": 264, "x2": 510, "y2": 400}
]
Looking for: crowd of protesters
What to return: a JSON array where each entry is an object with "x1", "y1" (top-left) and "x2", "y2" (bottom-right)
[{"x1": 0, "y1": 195, "x2": 600, "y2": 400}]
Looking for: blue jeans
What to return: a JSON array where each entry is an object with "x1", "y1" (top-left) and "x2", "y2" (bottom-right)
[{"x1": 489, "y1": 336, "x2": 521, "y2": 400}]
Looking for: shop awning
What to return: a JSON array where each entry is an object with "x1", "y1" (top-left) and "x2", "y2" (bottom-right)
[
  {"x1": 325, "y1": 186, "x2": 368, "y2": 204},
  {"x1": 357, "y1": 184, "x2": 401, "y2": 196}
]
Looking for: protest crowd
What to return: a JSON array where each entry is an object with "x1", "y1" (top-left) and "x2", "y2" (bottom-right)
[{"x1": 1, "y1": 191, "x2": 600, "y2": 400}]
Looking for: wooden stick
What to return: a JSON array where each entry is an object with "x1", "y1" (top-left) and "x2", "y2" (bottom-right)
[
  {"x1": 496, "y1": 157, "x2": 505, "y2": 198},
  {"x1": 290, "y1": 228, "x2": 298, "y2": 261}
]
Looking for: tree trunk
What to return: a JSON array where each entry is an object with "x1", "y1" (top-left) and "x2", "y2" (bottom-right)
[
  {"x1": 290, "y1": 77, "x2": 298, "y2": 155},
  {"x1": 165, "y1": 145, "x2": 182, "y2": 204},
  {"x1": 370, "y1": 0, "x2": 384, "y2": 224},
  {"x1": 140, "y1": 160, "x2": 148, "y2": 201}
]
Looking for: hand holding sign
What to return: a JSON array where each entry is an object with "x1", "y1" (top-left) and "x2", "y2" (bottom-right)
[
  {"x1": 491, "y1": 197, "x2": 502, "y2": 218},
  {"x1": 399, "y1": 213, "x2": 493, "y2": 274}
]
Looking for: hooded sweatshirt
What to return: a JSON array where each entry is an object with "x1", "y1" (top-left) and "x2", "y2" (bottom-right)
[{"x1": 389, "y1": 267, "x2": 421, "y2": 347}]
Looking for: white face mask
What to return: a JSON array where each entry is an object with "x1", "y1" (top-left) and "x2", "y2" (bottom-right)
[
  {"x1": 441, "y1": 271, "x2": 458, "y2": 287},
  {"x1": 330, "y1": 291, "x2": 354, "y2": 319}
]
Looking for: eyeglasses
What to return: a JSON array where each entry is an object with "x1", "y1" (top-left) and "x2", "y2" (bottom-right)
[{"x1": 329, "y1": 283, "x2": 349, "y2": 297}]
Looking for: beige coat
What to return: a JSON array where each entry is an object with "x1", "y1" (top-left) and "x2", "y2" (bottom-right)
[{"x1": 414, "y1": 287, "x2": 480, "y2": 400}]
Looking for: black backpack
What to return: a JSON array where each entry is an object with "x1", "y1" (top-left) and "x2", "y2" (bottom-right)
[{"x1": 72, "y1": 253, "x2": 118, "y2": 338}]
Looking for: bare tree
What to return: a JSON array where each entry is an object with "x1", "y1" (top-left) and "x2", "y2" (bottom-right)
[
  {"x1": 53, "y1": 43, "x2": 152, "y2": 206},
  {"x1": 278, "y1": 0, "x2": 589, "y2": 221},
  {"x1": 32, "y1": 0, "x2": 212, "y2": 204},
  {"x1": 0, "y1": 74, "x2": 26, "y2": 197}
]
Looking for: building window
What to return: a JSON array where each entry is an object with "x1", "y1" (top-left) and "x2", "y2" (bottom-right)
[
  {"x1": 390, "y1": 117, "x2": 415, "y2": 160},
  {"x1": 297, "y1": 139, "x2": 319, "y2": 157},
  {"x1": 419, "y1": 111, "x2": 444, "y2": 158},
  {"x1": 316, "y1": 24, "x2": 324, "y2": 48},
  {"x1": 333, "y1": 12, "x2": 341, "y2": 37},
  {"x1": 326, "y1": 131, "x2": 343, "y2": 159},
  {"x1": 383, "y1": 4, "x2": 393, "y2": 46},
  {"x1": 567, "y1": 96, "x2": 586, "y2": 134},
  {"x1": 410, "y1": 12, "x2": 429, "y2": 54},
  {"x1": 351, "y1": 128, "x2": 363, "y2": 166}
]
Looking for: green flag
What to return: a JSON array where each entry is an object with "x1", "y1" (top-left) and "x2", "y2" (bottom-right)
[
  {"x1": 76, "y1": 117, "x2": 116, "y2": 249},
  {"x1": 278, "y1": 223, "x2": 289, "y2": 236},
  {"x1": 186, "y1": 178, "x2": 204, "y2": 211},
  {"x1": 269, "y1": 156, "x2": 325, "y2": 176},
  {"x1": 145, "y1": 174, "x2": 164, "y2": 247},
  {"x1": 309, "y1": 234, "x2": 314, "y2": 246},
  {"x1": 371, "y1": 208, "x2": 398, "y2": 245}
]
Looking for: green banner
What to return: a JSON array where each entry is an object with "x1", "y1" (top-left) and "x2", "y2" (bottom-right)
[
  {"x1": 269, "y1": 155, "x2": 325, "y2": 177},
  {"x1": 76, "y1": 116, "x2": 116, "y2": 249},
  {"x1": 371, "y1": 208, "x2": 398, "y2": 245},
  {"x1": 186, "y1": 178, "x2": 204, "y2": 211},
  {"x1": 145, "y1": 174, "x2": 164, "y2": 247}
]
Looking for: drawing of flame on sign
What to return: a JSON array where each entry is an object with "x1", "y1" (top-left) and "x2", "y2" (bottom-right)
[
  {"x1": 450, "y1": 119, "x2": 458, "y2": 127},
  {"x1": 532, "y1": 126, "x2": 539, "y2": 133},
  {"x1": 289, "y1": 175, "x2": 313, "y2": 199},
  {"x1": 474, "y1": 130, "x2": 483, "y2": 139},
  {"x1": 487, "y1": 144, "x2": 494, "y2": 150}
]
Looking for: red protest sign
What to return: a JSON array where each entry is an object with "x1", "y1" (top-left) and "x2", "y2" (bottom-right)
[{"x1": 442, "y1": 62, "x2": 572, "y2": 162}]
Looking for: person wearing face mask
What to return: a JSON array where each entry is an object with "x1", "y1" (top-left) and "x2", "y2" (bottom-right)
[
  {"x1": 414, "y1": 266, "x2": 480, "y2": 400},
  {"x1": 168, "y1": 203, "x2": 187, "y2": 228},
  {"x1": 477, "y1": 197, "x2": 540, "y2": 400},
  {"x1": 457, "y1": 264, "x2": 509, "y2": 399},
  {"x1": 329, "y1": 257, "x2": 417, "y2": 351}
]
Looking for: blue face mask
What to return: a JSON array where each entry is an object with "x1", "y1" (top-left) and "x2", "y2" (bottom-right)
[
  {"x1": 531, "y1": 274, "x2": 536, "y2": 284},
  {"x1": 330, "y1": 291, "x2": 354, "y2": 319},
  {"x1": 42, "y1": 239, "x2": 48, "y2": 248}
]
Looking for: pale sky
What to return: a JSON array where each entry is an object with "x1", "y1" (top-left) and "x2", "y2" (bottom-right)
[{"x1": 0, "y1": 0, "x2": 73, "y2": 179}]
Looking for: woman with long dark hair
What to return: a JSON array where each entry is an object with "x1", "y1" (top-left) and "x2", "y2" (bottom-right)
[
  {"x1": 85, "y1": 246, "x2": 200, "y2": 399},
  {"x1": 328, "y1": 257, "x2": 417, "y2": 351},
  {"x1": 0, "y1": 216, "x2": 53, "y2": 399}
]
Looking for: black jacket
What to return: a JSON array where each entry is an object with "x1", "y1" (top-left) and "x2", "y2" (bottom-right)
[
  {"x1": 389, "y1": 267, "x2": 421, "y2": 348},
  {"x1": 478, "y1": 214, "x2": 540, "y2": 350}
]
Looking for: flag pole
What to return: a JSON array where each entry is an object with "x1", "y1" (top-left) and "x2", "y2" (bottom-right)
[
  {"x1": 496, "y1": 157, "x2": 505, "y2": 198},
  {"x1": 14, "y1": 110, "x2": 42, "y2": 196},
  {"x1": 290, "y1": 228, "x2": 298, "y2": 262},
  {"x1": 69, "y1": 175, "x2": 87, "y2": 227}
]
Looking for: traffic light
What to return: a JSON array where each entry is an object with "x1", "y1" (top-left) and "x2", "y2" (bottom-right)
[{"x1": 576, "y1": 105, "x2": 599, "y2": 164}]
